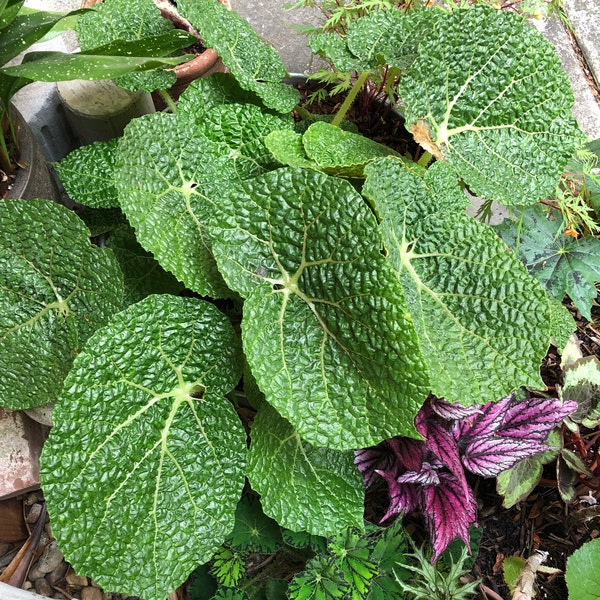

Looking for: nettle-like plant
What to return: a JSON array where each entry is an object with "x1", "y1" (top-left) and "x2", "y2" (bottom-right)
[{"x1": 0, "y1": 1, "x2": 586, "y2": 598}]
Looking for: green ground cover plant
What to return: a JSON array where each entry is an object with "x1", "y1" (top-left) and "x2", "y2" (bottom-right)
[{"x1": 0, "y1": 0, "x2": 595, "y2": 598}]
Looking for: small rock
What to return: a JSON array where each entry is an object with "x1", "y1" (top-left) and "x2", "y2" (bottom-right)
[
  {"x1": 81, "y1": 586, "x2": 103, "y2": 600},
  {"x1": 28, "y1": 563, "x2": 47, "y2": 581},
  {"x1": 46, "y1": 560, "x2": 69, "y2": 586},
  {"x1": 0, "y1": 542, "x2": 11, "y2": 556},
  {"x1": 66, "y1": 567, "x2": 88, "y2": 587},
  {"x1": 22, "y1": 581, "x2": 33, "y2": 590},
  {"x1": 35, "y1": 577, "x2": 53, "y2": 596},
  {"x1": 25, "y1": 502, "x2": 43, "y2": 524},
  {"x1": 37, "y1": 541, "x2": 64, "y2": 574}
]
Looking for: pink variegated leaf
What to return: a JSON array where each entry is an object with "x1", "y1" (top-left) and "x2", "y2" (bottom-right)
[
  {"x1": 461, "y1": 436, "x2": 549, "y2": 477},
  {"x1": 421, "y1": 472, "x2": 478, "y2": 561},
  {"x1": 355, "y1": 441, "x2": 398, "y2": 488},
  {"x1": 415, "y1": 401, "x2": 467, "y2": 494},
  {"x1": 497, "y1": 397, "x2": 578, "y2": 441},
  {"x1": 456, "y1": 394, "x2": 513, "y2": 439},
  {"x1": 397, "y1": 462, "x2": 440, "y2": 486},
  {"x1": 388, "y1": 437, "x2": 425, "y2": 472},
  {"x1": 378, "y1": 469, "x2": 419, "y2": 521},
  {"x1": 428, "y1": 396, "x2": 482, "y2": 421}
]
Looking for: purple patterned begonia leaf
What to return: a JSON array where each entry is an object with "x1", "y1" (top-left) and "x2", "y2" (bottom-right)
[
  {"x1": 388, "y1": 437, "x2": 425, "y2": 471},
  {"x1": 456, "y1": 394, "x2": 513, "y2": 439},
  {"x1": 396, "y1": 462, "x2": 441, "y2": 486},
  {"x1": 355, "y1": 441, "x2": 398, "y2": 488},
  {"x1": 428, "y1": 396, "x2": 482, "y2": 421},
  {"x1": 377, "y1": 468, "x2": 419, "y2": 521},
  {"x1": 415, "y1": 399, "x2": 468, "y2": 494},
  {"x1": 461, "y1": 436, "x2": 550, "y2": 478},
  {"x1": 421, "y1": 472, "x2": 478, "y2": 561},
  {"x1": 497, "y1": 397, "x2": 578, "y2": 441}
]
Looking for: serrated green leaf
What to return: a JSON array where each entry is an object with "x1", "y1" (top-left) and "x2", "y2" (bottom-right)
[
  {"x1": 503, "y1": 556, "x2": 526, "y2": 591},
  {"x1": 78, "y1": 207, "x2": 126, "y2": 237},
  {"x1": 495, "y1": 204, "x2": 600, "y2": 321},
  {"x1": 176, "y1": 0, "x2": 299, "y2": 113},
  {"x1": 562, "y1": 355, "x2": 600, "y2": 428},
  {"x1": 364, "y1": 157, "x2": 562, "y2": 403},
  {"x1": 282, "y1": 529, "x2": 328, "y2": 553},
  {"x1": 105, "y1": 224, "x2": 185, "y2": 305},
  {"x1": 210, "y1": 166, "x2": 430, "y2": 449},
  {"x1": 399, "y1": 6, "x2": 583, "y2": 205},
  {"x1": 55, "y1": 139, "x2": 120, "y2": 209},
  {"x1": 212, "y1": 547, "x2": 246, "y2": 588},
  {"x1": 289, "y1": 556, "x2": 349, "y2": 600},
  {"x1": 496, "y1": 429, "x2": 561, "y2": 508},
  {"x1": 302, "y1": 121, "x2": 401, "y2": 177},
  {"x1": 247, "y1": 401, "x2": 364, "y2": 535},
  {"x1": 0, "y1": 199, "x2": 122, "y2": 410},
  {"x1": 566, "y1": 539, "x2": 600, "y2": 600},
  {"x1": 75, "y1": 0, "x2": 178, "y2": 92},
  {"x1": 41, "y1": 294, "x2": 246, "y2": 600}
]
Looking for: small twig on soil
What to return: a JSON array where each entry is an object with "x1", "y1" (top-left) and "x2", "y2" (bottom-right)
[
  {"x1": 479, "y1": 583, "x2": 504, "y2": 600},
  {"x1": 511, "y1": 550, "x2": 548, "y2": 600}
]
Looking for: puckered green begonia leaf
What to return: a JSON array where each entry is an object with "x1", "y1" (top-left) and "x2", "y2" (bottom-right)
[
  {"x1": 363, "y1": 158, "x2": 572, "y2": 403},
  {"x1": 54, "y1": 139, "x2": 119, "y2": 209},
  {"x1": 265, "y1": 129, "x2": 321, "y2": 171},
  {"x1": 346, "y1": 8, "x2": 433, "y2": 71},
  {"x1": 495, "y1": 204, "x2": 600, "y2": 321},
  {"x1": 177, "y1": 73, "x2": 266, "y2": 128},
  {"x1": 307, "y1": 31, "x2": 370, "y2": 73},
  {"x1": 398, "y1": 6, "x2": 584, "y2": 206},
  {"x1": 209, "y1": 166, "x2": 430, "y2": 449},
  {"x1": 115, "y1": 106, "x2": 292, "y2": 297},
  {"x1": 176, "y1": 0, "x2": 299, "y2": 113},
  {"x1": 41, "y1": 294, "x2": 245, "y2": 600},
  {"x1": 0, "y1": 199, "x2": 123, "y2": 410},
  {"x1": 105, "y1": 224, "x2": 185, "y2": 305},
  {"x1": 302, "y1": 121, "x2": 401, "y2": 177},
  {"x1": 247, "y1": 400, "x2": 364, "y2": 536}
]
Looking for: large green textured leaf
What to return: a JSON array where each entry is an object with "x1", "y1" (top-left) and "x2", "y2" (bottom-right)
[
  {"x1": 0, "y1": 199, "x2": 122, "y2": 410},
  {"x1": 176, "y1": 0, "x2": 299, "y2": 113},
  {"x1": 566, "y1": 539, "x2": 600, "y2": 600},
  {"x1": 209, "y1": 166, "x2": 430, "y2": 449},
  {"x1": 114, "y1": 113, "x2": 232, "y2": 297},
  {"x1": 302, "y1": 121, "x2": 401, "y2": 177},
  {"x1": 247, "y1": 400, "x2": 364, "y2": 535},
  {"x1": 41, "y1": 294, "x2": 245, "y2": 600},
  {"x1": 105, "y1": 224, "x2": 185, "y2": 305},
  {"x1": 115, "y1": 106, "x2": 293, "y2": 297},
  {"x1": 363, "y1": 158, "x2": 569, "y2": 403},
  {"x1": 495, "y1": 204, "x2": 600, "y2": 321},
  {"x1": 54, "y1": 139, "x2": 119, "y2": 209},
  {"x1": 75, "y1": 0, "x2": 178, "y2": 92},
  {"x1": 398, "y1": 6, "x2": 583, "y2": 206}
]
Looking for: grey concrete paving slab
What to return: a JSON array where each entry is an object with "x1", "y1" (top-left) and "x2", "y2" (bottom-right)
[
  {"x1": 565, "y1": 0, "x2": 600, "y2": 89},
  {"x1": 543, "y1": 16, "x2": 600, "y2": 140}
]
